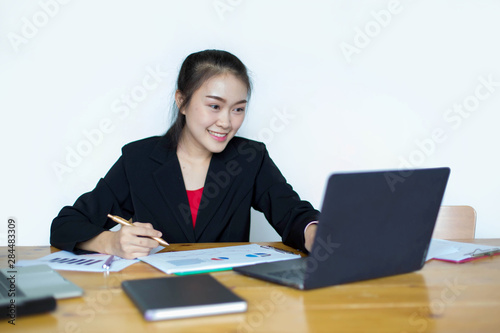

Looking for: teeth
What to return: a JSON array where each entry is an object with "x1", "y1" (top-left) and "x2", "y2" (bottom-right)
[{"x1": 209, "y1": 131, "x2": 227, "y2": 137}]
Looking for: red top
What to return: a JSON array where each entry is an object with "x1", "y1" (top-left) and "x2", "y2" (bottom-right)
[{"x1": 186, "y1": 187, "x2": 204, "y2": 228}]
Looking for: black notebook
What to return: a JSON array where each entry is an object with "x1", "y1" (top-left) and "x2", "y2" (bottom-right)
[{"x1": 122, "y1": 274, "x2": 247, "y2": 321}]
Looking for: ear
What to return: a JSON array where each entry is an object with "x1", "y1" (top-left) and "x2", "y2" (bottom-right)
[{"x1": 175, "y1": 90, "x2": 186, "y2": 114}]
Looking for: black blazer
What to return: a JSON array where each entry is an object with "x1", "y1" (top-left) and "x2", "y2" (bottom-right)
[{"x1": 50, "y1": 136, "x2": 319, "y2": 253}]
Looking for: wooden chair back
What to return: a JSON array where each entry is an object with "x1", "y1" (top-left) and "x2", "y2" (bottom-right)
[{"x1": 432, "y1": 205, "x2": 476, "y2": 239}]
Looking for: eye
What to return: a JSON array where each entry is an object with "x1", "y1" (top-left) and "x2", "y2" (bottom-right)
[
  {"x1": 209, "y1": 104, "x2": 220, "y2": 110},
  {"x1": 234, "y1": 107, "x2": 245, "y2": 113}
]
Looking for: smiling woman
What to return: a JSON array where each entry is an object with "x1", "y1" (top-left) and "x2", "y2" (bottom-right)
[
  {"x1": 176, "y1": 73, "x2": 248, "y2": 192},
  {"x1": 177, "y1": 73, "x2": 247, "y2": 156},
  {"x1": 50, "y1": 50, "x2": 319, "y2": 260},
  {"x1": 165, "y1": 50, "x2": 251, "y2": 149}
]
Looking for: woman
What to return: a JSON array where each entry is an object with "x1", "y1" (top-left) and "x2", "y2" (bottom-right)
[{"x1": 50, "y1": 50, "x2": 319, "y2": 259}]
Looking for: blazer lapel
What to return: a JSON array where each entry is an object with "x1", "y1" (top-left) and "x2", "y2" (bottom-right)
[
  {"x1": 194, "y1": 143, "x2": 239, "y2": 241},
  {"x1": 150, "y1": 139, "x2": 196, "y2": 242}
]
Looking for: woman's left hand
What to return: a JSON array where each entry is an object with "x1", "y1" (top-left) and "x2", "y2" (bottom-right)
[{"x1": 304, "y1": 223, "x2": 318, "y2": 252}]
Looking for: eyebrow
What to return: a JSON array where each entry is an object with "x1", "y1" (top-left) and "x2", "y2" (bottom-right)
[{"x1": 206, "y1": 95, "x2": 247, "y2": 104}]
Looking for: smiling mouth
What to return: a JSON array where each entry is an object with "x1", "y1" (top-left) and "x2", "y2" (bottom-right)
[{"x1": 208, "y1": 130, "x2": 228, "y2": 139}]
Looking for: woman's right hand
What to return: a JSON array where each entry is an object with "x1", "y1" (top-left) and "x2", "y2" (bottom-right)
[
  {"x1": 77, "y1": 222, "x2": 163, "y2": 259},
  {"x1": 106, "y1": 222, "x2": 163, "y2": 259}
]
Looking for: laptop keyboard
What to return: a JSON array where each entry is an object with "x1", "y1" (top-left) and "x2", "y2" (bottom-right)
[
  {"x1": 267, "y1": 257, "x2": 309, "y2": 283},
  {"x1": 268, "y1": 267, "x2": 306, "y2": 280}
]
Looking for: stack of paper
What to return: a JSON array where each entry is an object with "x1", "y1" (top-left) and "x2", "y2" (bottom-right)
[
  {"x1": 15, "y1": 244, "x2": 300, "y2": 273},
  {"x1": 426, "y1": 239, "x2": 500, "y2": 263},
  {"x1": 16, "y1": 251, "x2": 138, "y2": 272}
]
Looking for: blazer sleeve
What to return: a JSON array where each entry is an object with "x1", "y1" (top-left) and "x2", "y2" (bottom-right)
[
  {"x1": 252, "y1": 145, "x2": 320, "y2": 253},
  {"x1": 50, "y1": 155, "x2": 135, "y2": 252}
]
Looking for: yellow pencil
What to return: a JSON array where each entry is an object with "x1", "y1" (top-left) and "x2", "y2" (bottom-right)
[{"x1": 107, "y1": 214, "x2": 170, "y2": 246}]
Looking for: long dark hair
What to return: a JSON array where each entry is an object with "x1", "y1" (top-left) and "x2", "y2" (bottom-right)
[{"x1": 164, "y1": 50, "x2": 252, "y2": 148}]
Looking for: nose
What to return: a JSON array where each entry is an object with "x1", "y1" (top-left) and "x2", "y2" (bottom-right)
[{"x1": 216, "y1": 110, "x2": 230, "y2": 129}]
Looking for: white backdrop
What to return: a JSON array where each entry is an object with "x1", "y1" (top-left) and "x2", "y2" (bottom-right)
[{"x1": 1, "y1": 0, "x2": 499, "y2": 246}]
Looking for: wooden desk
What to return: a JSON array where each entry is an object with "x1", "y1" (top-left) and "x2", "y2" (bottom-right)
[{"x1": 1, "y1": 240, "x2": 500, "y2": 333}]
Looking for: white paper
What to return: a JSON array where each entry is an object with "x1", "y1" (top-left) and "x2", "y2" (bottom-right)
[
  {"x1": 426, "y1": 239, "x2": 500, "y2": 262},
  {"x1": 139, "y1": 244, "x2": 301, "y2": 274},
  {"x1": 425, "y1": 239, "x2": 461, "y2": 261},
  {"x1": 16, "y1": 251, "x2": 138, "y2": 272}
]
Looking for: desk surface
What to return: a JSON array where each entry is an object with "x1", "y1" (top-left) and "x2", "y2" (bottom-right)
[{"x1": 1, "y1": 240, "x2": 500, "y2": 333}]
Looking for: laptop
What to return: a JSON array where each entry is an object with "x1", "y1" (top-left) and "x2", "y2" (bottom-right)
[
  {"x1": 1, "y1": 264, "x2": 83, "y2": 317},
  {"x1": 234, "y1": 167, "x2": 450, "y2": 290}
]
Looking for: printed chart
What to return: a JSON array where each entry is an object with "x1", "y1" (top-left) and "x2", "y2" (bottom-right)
[{"x1": 139, "y1": 244, "x2": 301, "y2": 274}]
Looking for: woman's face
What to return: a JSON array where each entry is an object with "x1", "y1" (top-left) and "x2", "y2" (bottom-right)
[{"x1": 178, "y1": 73, "x2": 248, "y2": 155}]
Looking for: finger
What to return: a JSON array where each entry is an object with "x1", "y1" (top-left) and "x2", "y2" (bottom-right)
[
  {"x1": 133, "y1": 236, "x2": 159, "y2": 249},
  {"x1": 119, "y1": 243, "x2": 156, "y2": 259},
  {"x1": 125, "y1": 243, "x2": 153, "y2": 254},
  {"x1": 131, "y1": 250, "x2": 151, "y2": 259},
  {"x1": 132, "y1": 222, "x2": 154, "y2": 229},
  {"x1": 120, "y1": 231, "x2": 159, "y2": 248},
  {"x1": 115, "y1": 229, "x2": 159, "y2": 250},
  {"x1": 120, "y1": 249, "x2": 150, "y2": 260},
  {"x1": 129, "y1": 225, "x2": 162, "y2": 238}
]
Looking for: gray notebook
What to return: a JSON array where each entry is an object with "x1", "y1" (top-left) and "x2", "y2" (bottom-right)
[{"x1": 1, "y1": 264, "x2": 83, "y2": 317}]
